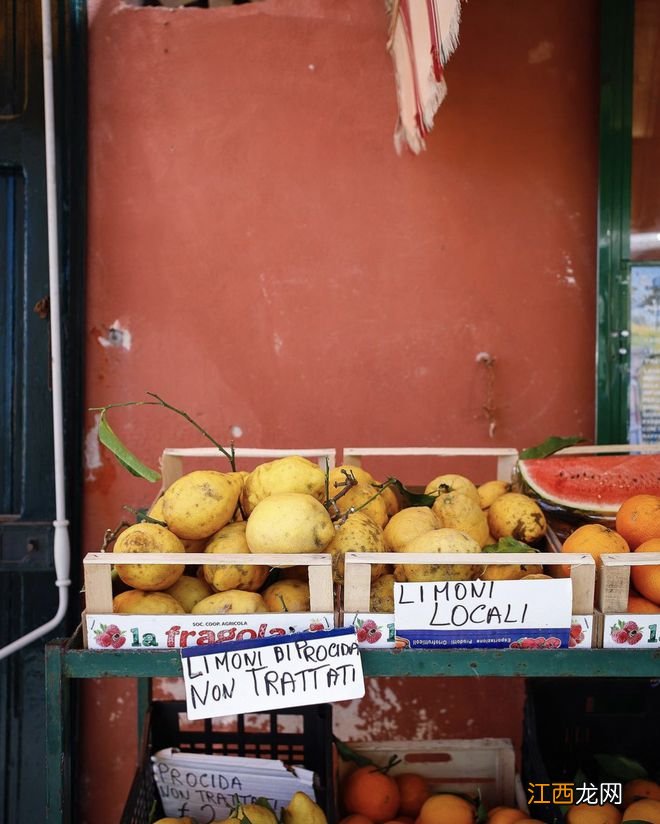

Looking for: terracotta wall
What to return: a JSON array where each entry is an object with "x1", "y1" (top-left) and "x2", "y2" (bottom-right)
[{"x1": 81, "y1": 1, "x2": 599, "y2": 821}]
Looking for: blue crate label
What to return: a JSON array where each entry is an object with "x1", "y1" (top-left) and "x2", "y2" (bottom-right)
[
  {"x1": 394, "y1": 579, "x2": 573, "y2": 649},
  {"x1": 603, "y1": 614, "x2": 660, "y2": 649},
  {"x1": 180, "y1": 627, "x2": 365, "y2": 720},
  {"x1": 152, "y1": 749, "x2": 317, "y2": 823},
  {"x1": 86, "y1": 613, "x2": 334, "y2": 650}
]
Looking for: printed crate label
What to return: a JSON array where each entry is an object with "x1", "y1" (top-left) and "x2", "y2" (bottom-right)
[
  {"x1": 86, "y1": 613, "x2": 334, "y2": 650},
  {"x1": 602, "y1": 614, "x2": 660, "y2": 649},
  {"x1": 343, "y1": 613, "x2": 398, "y2": 648},
  {"x1": 344, "y1": 612, "x2": 592, "y2": 649}
]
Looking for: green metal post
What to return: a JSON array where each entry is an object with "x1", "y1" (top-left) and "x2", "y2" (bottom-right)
[
  {"x1": 45, "y1": 639, "x2": 71, "y2": 824},
  {"x1": 596, "y1": 0, "x2": 634, "y2": 443},
  {"x1": 137, "y1": 677, "x2": 152, "y2": 752}
]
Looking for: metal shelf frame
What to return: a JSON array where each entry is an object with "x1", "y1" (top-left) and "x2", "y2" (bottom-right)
[{"x1": 45, "y1": 627, "x2": 660, "y2": 823}]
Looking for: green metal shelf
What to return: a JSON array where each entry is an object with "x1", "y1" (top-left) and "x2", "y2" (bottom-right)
[
  {"x1": 54, "y1": 629, "x2": 660, "y2": 679},
  {"x1": 46, "y1": 629, "x2": 660, "y2": 823}
]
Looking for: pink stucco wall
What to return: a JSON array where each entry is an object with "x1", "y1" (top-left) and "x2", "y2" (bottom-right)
[{"x1": 81, "y1": 1, "x2": 599, "y2": 820}]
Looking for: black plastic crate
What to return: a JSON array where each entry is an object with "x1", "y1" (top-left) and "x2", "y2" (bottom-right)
[
  {"x1": 523, "y1": 679, "x2": 660, "y2": 823},
  {"x1": 120, "y1": 700, "x2": 335, "y2": 824}
]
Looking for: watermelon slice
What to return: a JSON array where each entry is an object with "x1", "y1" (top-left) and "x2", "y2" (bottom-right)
[{"x1": 518, "y1": 453, "x2": 660, "y2": 515}]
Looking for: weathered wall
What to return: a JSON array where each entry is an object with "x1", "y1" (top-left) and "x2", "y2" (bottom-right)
[{"x1": 81, "y1": 0, "x2": 599, "y2": 820}]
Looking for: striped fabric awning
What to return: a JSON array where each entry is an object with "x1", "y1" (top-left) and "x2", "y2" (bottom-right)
[{"x1": 387, "y1": 0, "x2": 462, "y2": 154}]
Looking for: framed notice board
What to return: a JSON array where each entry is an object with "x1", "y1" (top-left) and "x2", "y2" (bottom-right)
[{"x1": 597, "y1": 0, "x2": 660, "y2": 444}]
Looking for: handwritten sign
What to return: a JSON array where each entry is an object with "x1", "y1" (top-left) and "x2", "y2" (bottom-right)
[
  {"x1": 153, "y1": 750, "x2": 316, "y2": 823},
  {"x1": 394, "y1": 579, "x2": 572, "y2": 648},
  {"x1": 181, "y1": 627, "x2": 365, "y2": 720}
]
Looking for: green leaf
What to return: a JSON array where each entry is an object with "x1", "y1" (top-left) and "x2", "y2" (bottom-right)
[
  {"x1": 482, "y1": 537, "x2": 538, "y2": 553},
  {"x1": 389, "y1": 478, "x2": 436, "y2": 508},
  {"x1": 98, "y1": 412, "x2": 161, "y2": 482},
  {"x1": 593, "y1": 753, "x2": 648, "y2": 782},
  {"x1": 333, "y1": 736, "x2": 375, "y2": 767},
  {"x1": 519, "y1": 435, "x2": 585, "y2": 460}
]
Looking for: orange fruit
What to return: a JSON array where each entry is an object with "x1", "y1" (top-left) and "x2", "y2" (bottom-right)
[
  {"x1": 616, "y1": 494, "x2": 660, "y2": 549},
  {"x1": 559, "y1": 524, "x2": 629, "y2": 576},
  {"x1": 631, "y1": 538, "x2": 660, "y2": 604},
  {"x1": 566, "y1": 802, "x2": 621, "y2": 823},
  {"x1": 343, "y1": 766, "x2": 400, "y2": 823},
  {"x1": 623, "y1": 798, "x2": 660, "y2": 822},
  {"x1": 395, "y1": 773, "x2": 431, "y2": 817},
  {"x1": 340, "y1": 817, "x2": 374, "y2": 824},
  {"x1": 487, "y1": 808, "x2": 528, "y2": 824},
  {"x1": 515, "y1": 820, "x2": 545, "y2": 823},
  {"x1": 627, "y1": 590, "x2": 660, "y2": 613},
  {"x1": 416, "y1": 793, "x2": 475, "y2": 824},
  {"x1": 623, "y1": 777, "x2": 660, "y2": 806}
]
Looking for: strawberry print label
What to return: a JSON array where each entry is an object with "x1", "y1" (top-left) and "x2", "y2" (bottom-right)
[
  {"x1": 86, "y1": 613, "x2": 335, "y2": 650},
  {"x1": 343, "y1": 613, "x2": 407, "y2": 649},
  {"x1": 569, "y1": 615, "x2": 593, "y2": 649},
  {"x1": 603, "y1": 614, "x2": 660, "y2": 649}
]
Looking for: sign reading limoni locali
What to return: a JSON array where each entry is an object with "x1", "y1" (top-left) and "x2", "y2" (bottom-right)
[
  {"x1": 394, "y1": 579, "x2": 573, "y2": 649},
  {"x1": 180, "y1": 627, "x2": 365, "y2": 720}
]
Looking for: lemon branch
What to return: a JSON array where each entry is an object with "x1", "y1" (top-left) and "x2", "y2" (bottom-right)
[
  {"x1": 89, "y1": 392, "x2": 237, "y2": 478},
  {"x1": 333, "y1": 477, "x2": 397, "y2": 526},
  {"x1": 99, "y1": 520, "x2": 131, "y2": 552},
  {"x1": 325, "y1": 469, "x2": 359, "y2": 520}
]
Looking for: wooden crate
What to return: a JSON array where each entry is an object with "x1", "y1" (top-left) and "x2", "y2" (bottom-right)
[
  {"x1": 84, "y1": 446, "x2": 339, "y2": 649},
  {"x1": 342, "y1": 446, "x2": 519, "y2": 482},
  {"x1": 597, "y1": 551, "x2": 660, "y2": 649},
  {"x1": 160, "y1": 446, "x2": 336, "y2": 490},
  {"x1": 342, "y1": 551, "x2": 596, "y2": 649},
  {"x1": 336, "y1": 738, "x2": 517, "y2": 811},
  {"x1": 83, "y1": 552, "x2": 335, "y2": 649},
  {"x1": 344, "y1": 552, "x2": 595, "y2": 614}
]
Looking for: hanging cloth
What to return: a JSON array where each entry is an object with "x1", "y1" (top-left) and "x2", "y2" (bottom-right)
[{"x1": 387, "y1": 0, "x2": 462, "y2": 154}]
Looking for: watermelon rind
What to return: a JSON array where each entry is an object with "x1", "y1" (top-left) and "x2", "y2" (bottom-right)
[{"x1": 517, "y1": 454, "x2": 660, "y2": 516}]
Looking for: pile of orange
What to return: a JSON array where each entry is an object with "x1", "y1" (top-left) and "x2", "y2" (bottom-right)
[
  {"x1": 340, "y1": 767, "x2": 539, "y2": 824},
  {"x1": 558, "y1": 494, "x2": 660, "y2": 611}
]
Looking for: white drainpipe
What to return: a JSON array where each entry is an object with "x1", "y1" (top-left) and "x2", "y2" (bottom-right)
[{"x1": 0, "y1": 0, "x2": 71, "y2": 660}]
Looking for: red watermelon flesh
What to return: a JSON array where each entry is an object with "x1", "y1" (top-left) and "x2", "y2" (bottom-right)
[{"x1": 518, "y1": 453, "x2": 660, "y2": 515}]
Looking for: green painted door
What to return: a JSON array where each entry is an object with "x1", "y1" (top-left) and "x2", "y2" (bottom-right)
[{"x1": 0, "y1": 1, "x2": 86, "y2": 819}]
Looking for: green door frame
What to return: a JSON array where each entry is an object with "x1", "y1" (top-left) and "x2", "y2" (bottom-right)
[{"x1": 597, "y1": 0, "x2": 660, "y2": 443}]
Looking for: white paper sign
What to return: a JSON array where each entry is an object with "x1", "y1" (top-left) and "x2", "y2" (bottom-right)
[
  {"x1": 181, "y1": 627, "x2": 365, "y2": 720},
  {"x1": 152, "y1": 750, "x2": 316, "y2": 823},
  {"x1": 394, "y1": 579, "x2": 573, "y2": 648},
  {"x1": 602, "y1": 614, "x2": 660, "y2": 649}
]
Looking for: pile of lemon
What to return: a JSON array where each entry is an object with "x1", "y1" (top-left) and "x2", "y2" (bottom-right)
[{"x1": 109, "y1": 455, "x2": 548, "y2": 616}]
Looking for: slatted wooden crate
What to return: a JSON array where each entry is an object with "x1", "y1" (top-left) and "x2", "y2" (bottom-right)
[
  {"x1": 160, "y1": 446, "x2": 336, "y2": 490},
  {"x1": 342, "y1": 446, "x2": 519, "y2": 482},
  {"x1": 336, "y1": 738, "x2": 518, "y2": 812},
  {"x1": 596, "y1": 551, "x2": 660, "y2": 649},
  {"x1": 83, "y1": 552, "x2": 335, "y2": 649},
  {"x1": 342, "y1": 551, "x2": 596, "y2": 649},
  {"x1": 83, "y1": 446, "x2": 338, "y2": 649}
]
